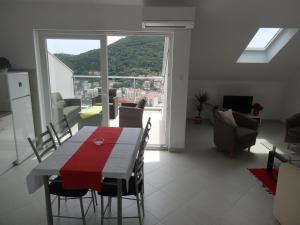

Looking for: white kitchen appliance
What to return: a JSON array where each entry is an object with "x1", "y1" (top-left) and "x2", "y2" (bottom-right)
[
  {"x1": 0, "y1": 72, "x2": 35, "y2": 164},
  {"x1": 0, "y1": 113, "x2": 17, "y2": 174}
]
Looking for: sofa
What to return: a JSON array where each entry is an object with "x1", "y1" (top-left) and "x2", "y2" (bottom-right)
[
  {"x1": 51, "y1": 92, "x2": 81, "y2": 128},
  {"x1": 213, "y1": 108, "x2": 259, "y2": 156},
  {"x1": 92, "y1": 88, "x2": 118, "y2": 119},
  {"x1": 285, "y1": 113, "x2": 300, "y2": 148},
  {"x1": 273, "y1": 163, "x2": 300, "y2": 225}
]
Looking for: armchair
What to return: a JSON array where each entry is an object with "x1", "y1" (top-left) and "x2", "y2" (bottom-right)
[
  {"x1": 118, "y1": 99, "x2": 147, "y2": 128},
  {"x1": 51, "y1": 92, "x2": 81, "y2": 128},
  {"x1": 285, "y1": 113, "x2": 300, "y2": 148},
  {"x1": 92, "y1": 88, "x2": 118, "y2": 119},
  {"x1": 213, "y1": 109, "x2": 259, "y2": 156}
]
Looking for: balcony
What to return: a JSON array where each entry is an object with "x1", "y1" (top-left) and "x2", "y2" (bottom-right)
[
  {"x1": 73, "y1": 75, "x2": 164, "y2": 109},
  {"x1": 73, "y1": 75, "x2": 165, "y2": 147}
]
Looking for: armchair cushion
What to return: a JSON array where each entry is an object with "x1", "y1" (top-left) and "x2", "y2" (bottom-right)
[
  {"x1": 217, "y1": 109, "x2": 237, "y2": 127},
  {"x1": 63, "y1": 106, "x2": 80, "y2": 120}
]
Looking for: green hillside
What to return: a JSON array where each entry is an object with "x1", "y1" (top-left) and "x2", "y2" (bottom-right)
[{"x1": 54, "y1": 36, "x2": 165, "y2": 76}]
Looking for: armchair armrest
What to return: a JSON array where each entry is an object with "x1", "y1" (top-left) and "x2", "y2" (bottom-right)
[
  {"x1": 64, "y1": 98, "x2": 81, "y2": 107},
  {"x1": 233, "y1": 112, "x2": 258, "y2": 130},
  {"x1": 286, "y1": 113, "x2": 300, "y2": 129}
]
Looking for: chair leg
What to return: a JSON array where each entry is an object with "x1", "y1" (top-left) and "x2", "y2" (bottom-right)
[
  {"x1": 79, "y1": 197, "x2": 86, "y2": 225},
  {"x1": 100, "y1": 196, "x2": 104, "y2": 225},
  {"x1": 136, "y1": 194, "x2": 142, "y2": 225},
  {"x1": 57, "y1": 196, "x2": 61, "y2": 216},
  {"x1": 93, "y1": 190, "x2": 98, "y2": 205},
  {"x1": 108, "y1": 197, "x2": 112, "y2": 213},
  {"x1": 248, "y1": 147, "x2": 251, "y2": 152},
  {"x1": 140, "y1": 192, "x2": 145, "y2": 217},
  {"x1": 91, "y1": 191, "x2": 96, "y2": 212}
]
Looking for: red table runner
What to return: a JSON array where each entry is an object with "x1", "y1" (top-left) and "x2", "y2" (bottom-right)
[{"x1": 60, "y1": 127, "x2": 123, "y2": 191}]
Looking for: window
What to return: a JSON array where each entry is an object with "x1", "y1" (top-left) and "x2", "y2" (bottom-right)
[
  {"x1": 245, "y1": 28, "x2": 282, "y2": 51},
  {"x1": 237, "y1": 28, "x2": 299, "y2": 63}
]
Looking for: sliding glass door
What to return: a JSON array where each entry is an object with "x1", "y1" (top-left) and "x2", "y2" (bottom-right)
[{"x1": 39, "y1": 34, "x2": 109, "y2": 132}]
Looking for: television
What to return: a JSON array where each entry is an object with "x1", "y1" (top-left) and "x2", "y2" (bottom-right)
[{"x1": 222, "y1": 95, "x2": 253, "y2": 114}]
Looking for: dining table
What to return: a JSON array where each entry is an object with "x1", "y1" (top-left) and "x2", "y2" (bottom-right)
[{"x1": 26, "y1": 126, "x2": 143, "y2": 225}]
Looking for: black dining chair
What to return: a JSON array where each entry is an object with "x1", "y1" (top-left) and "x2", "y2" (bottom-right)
[
  {"x1": 50, "y1": 115, "x2": 73, "y2": 146},
  {"x1": 27, "y1": 127, "x2": 95, "y2": 225},
  {"x1": 98, "y1": 117, "x2": 151, "y2": 225}
]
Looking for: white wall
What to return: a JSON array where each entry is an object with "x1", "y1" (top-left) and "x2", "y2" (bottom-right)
[
  {"x1": 0, "y1": 3, "x2": 192, "y2": 150},
  {"x1": 48, "y1": 53, "x2": 75, "y2": 99},
  {"x1": 282, "y1": 76, "x2": 300, "y2": 120},
  {"x1": 187, "y1": 80, "x2": 286, "y2": 120},
  {"x1": 169, "y1": 30, "x2": 191, "y2": 150}
]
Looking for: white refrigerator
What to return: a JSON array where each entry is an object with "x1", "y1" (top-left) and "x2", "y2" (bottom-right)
[{"x1": 0, "y1": 72, "x2": 35, "y2": 164}]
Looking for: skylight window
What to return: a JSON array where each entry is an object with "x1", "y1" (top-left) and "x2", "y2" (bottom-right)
[{"x1": 245, "y1": 28, "x2": 282, "y2": 50}]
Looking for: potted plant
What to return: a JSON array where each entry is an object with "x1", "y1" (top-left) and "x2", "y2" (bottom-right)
[
  {"x1": 0, "y1": 57, "x2": 11, "y2": 73},
  {"x1": 194, "y1": 91, "x2": 209, "y2": 123},
  {"x1": 252, "y1": 103, "x2": 263, "y2": 116}
]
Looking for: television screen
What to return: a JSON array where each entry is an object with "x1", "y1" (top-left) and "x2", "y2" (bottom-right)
[{"x1": 222, "y1": 96, "x2": 253, "y2": 114}]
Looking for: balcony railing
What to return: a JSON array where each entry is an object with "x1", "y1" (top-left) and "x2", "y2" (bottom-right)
[{"x1": 73, "y1": 75, "x2": 164, "y2": 109}]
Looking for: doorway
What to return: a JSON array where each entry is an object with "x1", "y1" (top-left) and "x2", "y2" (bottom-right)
[
  {"x1": 107, "y1": 35, "x2": 169, "y2": 149},
  {"x1": 35, "y1": 31, "x2": 172, "y2": 150}
]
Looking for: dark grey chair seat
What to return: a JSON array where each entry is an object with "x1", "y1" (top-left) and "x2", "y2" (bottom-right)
[
  {"x1": 49, "y1": 177, "x2": 89, "y2": 197},
  {"x1": 98, "y1": 176, "x2": 143, "y2": 197}
]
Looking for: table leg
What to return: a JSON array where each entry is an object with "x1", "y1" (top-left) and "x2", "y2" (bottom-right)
[
  {"x1": 267, "y1": 150, "x2": 275, "y2": 177},
  {"x1": 117, "y1": 179, "x2": 122, "y2": 225},
  {"x1": 43, "y1": 176, "x2": 53, "y2": 225}
]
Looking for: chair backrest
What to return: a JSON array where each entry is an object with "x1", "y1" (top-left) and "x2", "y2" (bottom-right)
[
  {"x1": 50, "y1": 115, "x2": 72, "y2": 146},
  {"x1": 138, "y1": 117, "x2": 151, "y2": 157},
  {"x1": 119, "y1": 106, "x2": 144, "y2": 128},
  {"x1": 27, "y1": 126, "x2": 57, "y2": 163}
]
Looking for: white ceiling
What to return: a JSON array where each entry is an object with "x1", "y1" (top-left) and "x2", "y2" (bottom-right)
[
  {"x1": 1, "y1": 0, "x2": 300, "y2": 80},
  {"x1": 0, "y1": 0, "x2": 194, "y2": 5},
  {"x1": 189, "y1": 0, "x2": 300, "y2": 80},
  {"x1": 0, "y1": 0, "x2": 143, "y2": 5}
]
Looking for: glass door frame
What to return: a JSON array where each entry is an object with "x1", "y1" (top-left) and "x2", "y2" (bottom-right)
[
  {"x1": 34, "y1": 30, "x2": 173, "y2": 150},
  {"x1": 35, "y1": 31, "x2": 109, "y2": 127}
]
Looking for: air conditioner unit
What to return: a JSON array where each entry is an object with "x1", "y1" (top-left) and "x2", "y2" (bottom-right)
[{"x1": 142, "y1": 20, "x2": 194, "y2": 29}]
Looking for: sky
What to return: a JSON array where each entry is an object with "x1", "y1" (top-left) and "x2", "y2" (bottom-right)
[
  {"x1": 246, "y1": 28, "x2": 281, "y2": 49},
  {"x1": 47, "y1": 36, "x2": 126, "y2": 55}
]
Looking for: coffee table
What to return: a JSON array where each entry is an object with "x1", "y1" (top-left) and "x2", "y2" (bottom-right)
[{"x1": 261, "y1": 141, "x2": 300, "y2": 180}]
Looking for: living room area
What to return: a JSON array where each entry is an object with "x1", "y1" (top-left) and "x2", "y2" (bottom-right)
[{"x1": 1, "y1": 0, "x2": 300, "y2": 225}]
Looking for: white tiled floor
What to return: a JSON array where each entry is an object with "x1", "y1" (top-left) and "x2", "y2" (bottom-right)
[{"x1": 0, "y1": 120, "x2": 286, "y2": 225}]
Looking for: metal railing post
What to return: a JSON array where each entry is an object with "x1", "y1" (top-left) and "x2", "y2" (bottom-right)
[{"x1": 133, "y1": 78, "x2": 136, "y2": 102}]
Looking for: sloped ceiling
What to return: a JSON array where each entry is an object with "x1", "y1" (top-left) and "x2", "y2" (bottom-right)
[
  {"x1": 189, "y1": 0, "x2": 300, "y2": 80},
  {"x1": 1, "y1": 0, "x2": 299, "y2": 80}
]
